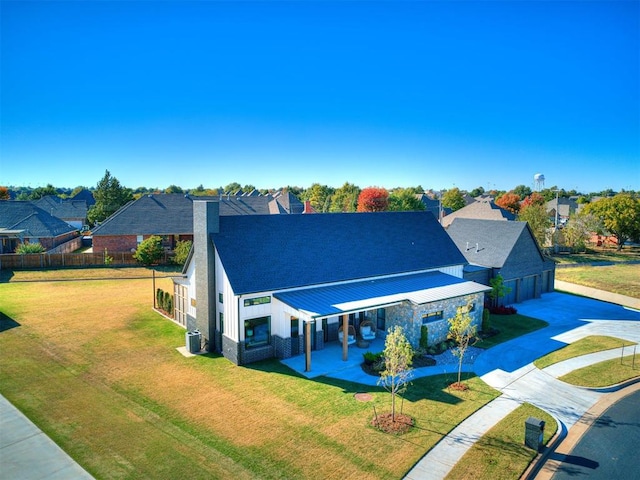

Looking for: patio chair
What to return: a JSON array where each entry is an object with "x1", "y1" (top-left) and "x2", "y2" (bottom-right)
[
  {"x1": 359, "y1": 320, "x2": 376, "y2": 341},
  {"x1": 338, "y1": 325, "x2": 356, "y2": 345}
]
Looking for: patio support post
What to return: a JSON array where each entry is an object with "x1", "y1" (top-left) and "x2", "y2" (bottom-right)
[
  {"x1": 342, "y1": 314, "x2": 348, "y2": 361},
  {"x1": 305, "y1": 321, "x2": 312, "y2": 372}
]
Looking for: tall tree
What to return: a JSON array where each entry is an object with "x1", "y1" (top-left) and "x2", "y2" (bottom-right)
[
  {"x1": 388, "y1": 188, "x2": 426, "y2": 212},
  {"x1": 518, "y1": 202, "x2": 551, "y2": 248},
  {"x1": 377, "y1": 326, "x2": 413, "y2": 421},
  {"x1": 0, "y1": 186, "x2": 10, "y2": 200},
  {"x1": 88, "y1": 170, "x2": 133, "y2": 225},
  {"x1": 329, "y1": 182, "x2": 360, "y2": 212},
  {"x1": 583, "y1": 193, "x2": 640, "y2": 250},
  {"x1": 304, "y1": 183, "x2": 333, "y2": 212},
  {"x1": 441, "y1": 187, "x2": 465, "y2": 211},
  {"x1": 495, "y1": 192, "x2": 521, "y2": 214},
  {"x1": 512, "y1": 184, "x2": 532, "y2": 199},
  {"x1": 29, "y1": 184, "x2": 58, "y2": 200},
  {"x1": 357, "y1": 187, "x2": 389, "y2": 212}
]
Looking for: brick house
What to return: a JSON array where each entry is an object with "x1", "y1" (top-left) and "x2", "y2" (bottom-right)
[
  {"x1": 0, "y1": 201, "x2": 78, "y2": 253},
  {"x1": 91, "y1": 192, "x2": 305, "y2": 253},
  {"x1": 173, "y1": 201, "x2": 490, "y2": 366}
]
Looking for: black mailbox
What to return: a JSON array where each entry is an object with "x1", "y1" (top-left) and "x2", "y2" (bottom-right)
[{"x1": 524, "y1": 417, "x2": 545, "y2": 452}]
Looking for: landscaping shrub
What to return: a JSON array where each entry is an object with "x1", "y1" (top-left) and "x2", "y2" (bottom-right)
[
  {"x1": 488, "y1": 305, "x2": 518, "y2": 315},
  {"x1": 420, "y1": 325, "x2": 429, "y2": 349},
  {"x1": 16, "y1": 243, "x2": 45, "y2": 254}
]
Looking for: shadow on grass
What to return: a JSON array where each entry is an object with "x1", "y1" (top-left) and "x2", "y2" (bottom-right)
[{"x1": 0, "y1": 311, "x2": 20, "y2": 332}]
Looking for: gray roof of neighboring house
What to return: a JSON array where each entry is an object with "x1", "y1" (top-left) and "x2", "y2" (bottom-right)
[
  {"x1": 33, "y1": 195, "x2": 88, "y2": 220},
  {"x1": 212, "y1": 210, "x2": 468, "y2": 295},
  {"x1": 92, "y1": 193, "x2": 304, "y2": 236},
  {"x1": 546, "y1": 197, "x2": 579, "y2": 217},
  {"x1": 441, "y1": 199, "x2": 516, "y2": 227},
  {"x1": 0, "y1": 202, "x2": 78, "y2": 238},
  {"x1": 446, "y1": 218, "x2": 548, "y2": 279}
]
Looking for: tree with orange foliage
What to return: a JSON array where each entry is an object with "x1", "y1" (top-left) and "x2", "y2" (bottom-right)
[
  {"x1": 0, "y1": 187, "x2": 10, "y2": 200},
  {"x1": 495, "y1": 192, "x2": 521, "y2": 214},
  {"x1": 521, "y1": 192, "x2": 546, "y2": 208},
  {"x1": 357, "y1": 187, "x2": 389, "y2": 212}
]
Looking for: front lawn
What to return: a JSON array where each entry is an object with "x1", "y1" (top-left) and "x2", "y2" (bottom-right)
[
  {"x1": 476, "y1": 314, "x2": 548, "y2": 349},
  {"x1": 559, "y1": 354, "x2": 640, "y2": 387},
  {"x1": 534, "y1": 335, "x2": 636, "y2": 369},
  {"x1": 555, "y1": 263, "x2": 640, "y2": 298},
  {"x1": 0, "y1": 271, "x2": 501, "y2": 479}
]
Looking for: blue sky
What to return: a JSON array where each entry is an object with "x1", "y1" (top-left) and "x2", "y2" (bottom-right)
[{"x1": 1, "y1": 0, "x2": 638, "y2": 193}]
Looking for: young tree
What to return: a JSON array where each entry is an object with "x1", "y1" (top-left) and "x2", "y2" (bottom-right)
[
  {"x1": 583, "y1": 193, "x2": 640, "y2": 250},
  {"x1": 447, "y1": 304, "x2": 479, "y2": 388},
  {"x1": 441, "y1": 187, "x2": 465, "y2": 212},
  {"x1": 329, "y1": 182, "x2": 360, "y2": 212},
  {"x1": 133, "y1": 235, "x2": 165, "y2": 265},
  {"x1": 488, "y1": 274, "x2": 511, "y2": 307},
  {"x1": 388, "y1": 188, "x2": 426, "y2": 212},
  {"x1": 377, "y1": 326, "x2": 413, "y2": 421},
  {"x1": 495, "y1": 192, "x2": 521, "y2": 214},
  {"x1": 357, "y1": 187, "x2": 389, "y2": 212},
  {"x1": 88, "y1": 170, "x2": 133, "y2": 225},
  {"x1": 562, "y1": 212, "x2": 601, "y2": 252}
]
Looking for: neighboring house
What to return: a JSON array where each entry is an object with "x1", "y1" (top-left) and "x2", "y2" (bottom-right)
[
  {"x1": 173, "y1": 201, "x2": 490, "y2": 366},
  {"x1": 546, "y1": 197, "x2": 579, "y2": 227},
  {"x1": 415, "y1": 193, "x2": 449, "y2": 221},
  {"x1": 0, "y1": 201, "x2": 78, "y2": 253},
  {"x1": 70, "y1": 188, "x2": 96, "y2": 207},
  {"x1": 92, "y1": 192, "x2": 305, "y2": 253},
  {"x1": 441, "y1": 199, "x2": 516, "y2": 227},
  {"x1": 33, "y1": 195, "x2": 88, "y2": 229},
  {"x1": 446, "y1": 218, "x2": 555, "y2": 305}
]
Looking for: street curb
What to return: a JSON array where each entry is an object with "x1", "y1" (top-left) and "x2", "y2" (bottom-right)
[{"x1": 522, "y1": 378, "x2": 640, "y2": 480}]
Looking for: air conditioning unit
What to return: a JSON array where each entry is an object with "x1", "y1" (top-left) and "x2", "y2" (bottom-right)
[{"x1": 185, "y1": 330, "x2": 201, "y2": 353}]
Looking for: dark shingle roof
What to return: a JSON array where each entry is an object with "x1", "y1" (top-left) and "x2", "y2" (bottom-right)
[
  {"x1": 441, "y1": 199, "x2": 516, "y2": 227},
  {"x1": 446, "y1": 218, "x2": 535, "y2": 269},
  {"x1": 212, "y1": 211, "x2": 467, "y2": 295},
  {"x1": 33, "y1": 196, "x2": 87, "y2": 220},
  {"x1": 0, "y1": 202, "x2": 78, "y2": 237},
  {"x1": 92, "y1": 193, "x2": 304, "y2": 236}
]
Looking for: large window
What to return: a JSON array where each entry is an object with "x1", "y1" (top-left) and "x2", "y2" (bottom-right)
[
  {"x1": 244, "y1": 296, "x2": 271, "y2": 307},
  {"x1": 245, "y1": 316, "x2": 270, "y2": 348},
  {"x1": 219, "y1": 312, "x2": 224, "y2": 334},
  {"x1": 422, "y1": 311, "x2": 444, "y2": 324}
]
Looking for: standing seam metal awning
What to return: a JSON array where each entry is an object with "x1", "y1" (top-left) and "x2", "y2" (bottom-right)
[{"x1": 273, "y1": 271, "x2": 491, "y2": 319}]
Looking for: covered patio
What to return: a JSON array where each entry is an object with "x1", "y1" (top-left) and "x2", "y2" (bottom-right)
[{"x1": 280, "y1": 333, "x2": 386, "y2": 380}]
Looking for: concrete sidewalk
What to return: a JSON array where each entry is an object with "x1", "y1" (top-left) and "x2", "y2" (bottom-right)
[
  {"x1": 0, "y1": 395, "x2": 94, "y2": 480},
  {"x1": 555, "y1": 280, "x2": 640, "y2": 310},
  {"x1": 403, "y1": 291, "x2": 640, "y2": 480}
]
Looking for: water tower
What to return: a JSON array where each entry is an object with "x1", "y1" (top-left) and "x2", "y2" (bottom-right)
[{"x1": 534, "y1": 173, "x2": 545, "y2": 191}]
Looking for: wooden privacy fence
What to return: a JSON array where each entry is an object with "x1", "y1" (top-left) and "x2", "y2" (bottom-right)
[{"x1": 0, "y1": 252, "x2": 171, "y2": 270}]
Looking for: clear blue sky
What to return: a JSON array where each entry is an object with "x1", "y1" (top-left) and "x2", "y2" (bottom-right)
[{"x1": 1, "y1": 0, "x2": 638, "y2": 193}]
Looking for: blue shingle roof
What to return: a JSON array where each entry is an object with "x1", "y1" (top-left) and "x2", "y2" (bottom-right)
[{"x1": 212, "y1": 211, "x2": 467, "y2": 295}]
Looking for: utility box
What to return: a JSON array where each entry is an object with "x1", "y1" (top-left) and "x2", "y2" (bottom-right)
[
  {"x1": 185, "y1": 330, "x2": 201, "y2": 353},
  {"x1": 524, "y1": 417, "x2": 545, "y2": 452}
]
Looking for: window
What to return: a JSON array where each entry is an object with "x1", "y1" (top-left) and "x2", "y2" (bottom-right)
[
  {"x1": 136, "y1": 235, "x2": 144, "y2": 244},
  {"x1": 190, "y1": 298, "x2": 196, "y2": 307},
  {"x1": 422, "y1": 311, "x2": 444, "y2": 324},
  {"x1": 218, "y1": 292, "x2": 223, "y2": 303},
  {"x1": 243, "y1": 296, "x2": 271, "y2": 307},
  {"x1": 291, "y1": 317, "x2": 299, "y2": 338},
  {"x1": 219, "y1": 312, "x2": 224, "y2": 334},
  {"x1": 245, "y1": 316, "x2": 270, "y2": 348}
]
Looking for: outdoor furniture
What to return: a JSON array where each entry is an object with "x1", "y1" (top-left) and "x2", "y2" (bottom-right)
[
  {"x1": 338, "y1": 325, "x2": 356, "y2": 345},
  {"x1": 359, "y1": 320, "x2": 376, "y2": 341}
]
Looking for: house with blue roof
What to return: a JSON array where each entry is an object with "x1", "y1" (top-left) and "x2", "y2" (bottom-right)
[{"x1": 174, "y1": 200, "x2": 490, "y2": 366}]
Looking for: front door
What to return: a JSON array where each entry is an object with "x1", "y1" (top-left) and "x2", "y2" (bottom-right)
[{"x1": 291, "y1": 317, "x2": 300, "y2": 355}]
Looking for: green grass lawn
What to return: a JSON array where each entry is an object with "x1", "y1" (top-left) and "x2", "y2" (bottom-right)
[
  {"x1": 476, "y1": 314, "x2": 549, "y2": 349},
  {"x1": 1, "y1": 270, "x2": 504, "y2": 479},
  {"x1": 446, "y1": 403, "x2": 557, "y2": 480},
  {"x1": 559, "y1": 353, "x2": 640, "y2": 387},
  {"x1": 534, "y1": 335, "x2": 636, "y2": 369},
  {"x1": 551, "y1": 249, "x2": 640, "y2": 265},
  {"x1": 555, "y1": 263, "x2": 640, "y2": 298}
]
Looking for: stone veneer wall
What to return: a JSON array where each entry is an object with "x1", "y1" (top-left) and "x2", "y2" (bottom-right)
[{"x1": 386, "y1": 293, "x2": 485, "y2": 348}]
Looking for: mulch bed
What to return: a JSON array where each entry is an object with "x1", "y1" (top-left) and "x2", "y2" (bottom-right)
[{"x1": 371, "y1": 412, "x2": 415, "y2": 435}]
